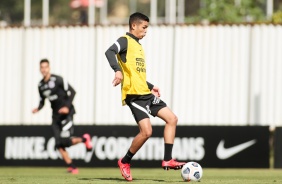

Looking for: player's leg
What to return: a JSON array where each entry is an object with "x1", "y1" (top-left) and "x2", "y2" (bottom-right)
[
  {"x1": 118, "y1": 95, "x2": 152, "y2": 181},
  {"x1": 124, "y1": 118, "x2": 152, "y2": 161},
  {"x1": 70, "y1": 135, "x2": 93, "y2": 151},
  {"x1": 148, "y1": 95, "x2": 184, "y2": 169},
  {"x1": 157, "y1": 107, "x2": 177, "y2": 144},
  {"x1": 62, "y1": 115, "x2": 93, "y2": 151},
  {"x1": 130, "y1": 118, "x2": 152, "y2": 154},
  {"x1": 52, "y1": 119, "x2": 78, "y2": 174},
  {"x1": 157, "y1": 107, "x2": 185, "y2": 170},
  {"x1": 58, "y1": 147, "x2": 78, "y2": 174},
  {"x1": 118, "y1": 118, "x2": 152, "y2": 181}
]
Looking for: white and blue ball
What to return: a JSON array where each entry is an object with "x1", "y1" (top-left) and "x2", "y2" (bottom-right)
[{"x1": 181, "y1": 162, "x2": 203, "y2": 182}]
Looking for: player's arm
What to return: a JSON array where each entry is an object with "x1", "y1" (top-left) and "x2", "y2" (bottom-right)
[
  {"x1": 105, "y1": 37, "x2": 127, "y2": 71},
  {"x1": 64, "y1": 83, "x2": 76, "y2": 108},
  {"x1": 63, "y1": 77, "x2": 76, "y2": 108},
  {"x1": 58, "y1": 76, "x2": 76, "y2": 114},
  {"x1": 147, "y1": 81, "x2": 154, "y2": 90},
  {"x1": 105, "y1": 37, "x2": 127, "y2": 86},
  {"x1": 32, "y1": 87, "x2": 45, "y2": 113}
]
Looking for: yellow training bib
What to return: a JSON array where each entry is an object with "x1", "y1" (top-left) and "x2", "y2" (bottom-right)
[{"x1": 117, "y1": 35, "x2": 151, "y2": 105}]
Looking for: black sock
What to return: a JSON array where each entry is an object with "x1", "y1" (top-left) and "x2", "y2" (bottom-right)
[
  {"x1": 67, "y1": 163, "x2": 77, "y2": 169},
  {"x1": 121, "y1": 150, "x2": 135, "y2": 164},
  {"x1": 164, "y1": 143, "x2": 173, "y2": 161},
  {"x1": 82, "y1": 137, "x2": 87, "y2": 142}
]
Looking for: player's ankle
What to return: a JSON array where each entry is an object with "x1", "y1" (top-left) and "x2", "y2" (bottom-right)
[{"x1": 67, "y1": 163, "x2": 76, "y2": 169}]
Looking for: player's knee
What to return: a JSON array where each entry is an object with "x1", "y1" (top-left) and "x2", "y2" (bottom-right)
[
  {"x1": 168, "y1": 114, "x2": 178, "y2": 126},
  {"x1": 55, "y1": 142, "x2": 63, "y2": 149},
  {"x1": 174, "y1": 115, "x2": 178, "y2": 124},
  {"x1": 55, "y1": 138, "x2": 72, "y2": 148},
  {"x1": 142, "y1": 128, "x2": 153, "y2": 139}
]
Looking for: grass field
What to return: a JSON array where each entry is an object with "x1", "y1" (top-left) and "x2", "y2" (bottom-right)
[{"x1": 0, "y1": 167, "x2": 281, "y2": 184}]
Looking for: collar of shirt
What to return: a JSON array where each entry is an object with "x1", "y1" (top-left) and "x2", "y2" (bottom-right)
[{"x1": 126, "y1": 32, "x2": 139, "y2": 43}]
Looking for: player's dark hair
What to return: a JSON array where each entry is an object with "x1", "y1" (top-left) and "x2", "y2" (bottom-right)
[
  {"x1": 40, "y1": 58, "x2": 49, "y2": 65},
  {"x1": 129, "y1": 12, "x2": 149, "y2": 30}
]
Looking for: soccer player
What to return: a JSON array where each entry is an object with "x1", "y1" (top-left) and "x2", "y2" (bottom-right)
[
  {"x1": 105, "y1": 12, "x2": 185, "y2": 181},
  {"x1": 32, "y1": 59, "x2": 93, "y2": 174}
]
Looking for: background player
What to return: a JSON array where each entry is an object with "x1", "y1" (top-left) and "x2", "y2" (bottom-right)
[
  {"x1": 32, "y1": 59, "x2": 93, "y2": 174},
  {"x1": 105, "y1": 12, "x2": 185, "y2": 181}
]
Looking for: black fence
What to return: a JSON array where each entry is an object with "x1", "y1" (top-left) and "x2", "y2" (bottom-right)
[
  {"x1": 0, "y1": 125, "x2": 270, "y2": 168},
  {"x1": 274, "y1": 127, "x2": 282, "y2": 168}
]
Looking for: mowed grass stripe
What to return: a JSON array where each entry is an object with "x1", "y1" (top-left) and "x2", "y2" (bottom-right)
[{"x1": 0, "y1": 167, "x2": 281, "y2": 184}]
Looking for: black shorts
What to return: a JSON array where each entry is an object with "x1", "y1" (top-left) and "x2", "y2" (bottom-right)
[
  {"x1": 52, "y1": 113, "x2": 74, "y2": 147},
  {"x1": 125, "y1": 94, "x2": 167, "y2": 123}
]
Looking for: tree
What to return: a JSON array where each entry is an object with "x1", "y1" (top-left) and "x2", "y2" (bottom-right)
[
  {"x1": 0, "y1": 0, "x2": 75, "y2": 26},
  {"x1": 0, "y1": 0, "x2": 25, "y2": 25},
  {"x1": 198, "y1": 0, "x2": 265, "y2": 23}
]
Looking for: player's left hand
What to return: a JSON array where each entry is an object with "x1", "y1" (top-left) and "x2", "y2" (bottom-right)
[
  {"x1": 151, "y1": 86, "x2": 161, "y2": 97},
  {"x1": 58, "y1": 107, "x2": 69, "y2": 114}
]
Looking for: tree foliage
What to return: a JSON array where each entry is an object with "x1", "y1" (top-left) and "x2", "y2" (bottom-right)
[
  {"x1": 0, "y1": 0, "x2": 76, "y2": 25},
  {"x1": 198, "y1": 0, "x2": 266, "y2": 23},
  {"x1": 0, "y1": 0, "x2": 25, "y2": 25},
  {"x1": 0, "y1": 0, "x2": 279, "y2": 26}
]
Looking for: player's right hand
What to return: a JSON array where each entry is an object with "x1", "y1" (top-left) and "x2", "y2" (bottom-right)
[
  {"x1": 32, "y1": 108, "x2": 39, "y2": 114},
  {"x1": 58, "y1": 106, "x2": 69, "y2": 114},
  {"x1": 112, "y1": 71, "x2": 123, "y2": 87}
]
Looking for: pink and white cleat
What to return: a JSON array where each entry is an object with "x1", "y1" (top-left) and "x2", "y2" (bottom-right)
[
  {"x1": 162, "y1": 159, "x2": 186, "y2": 170},
  {"x1": 118, "y1": 158, "x2": 132, "y2": 181},
  {"x1": 83, "y1": 133, "x2": 93, "y2": 151},
  {"x1": 67, "y1": 167, "x2": 79, "y2": 174}
]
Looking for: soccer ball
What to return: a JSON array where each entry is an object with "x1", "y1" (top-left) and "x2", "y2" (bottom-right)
[{"x1": 181, "y1": 162, "x2": 203, "y2": 182}]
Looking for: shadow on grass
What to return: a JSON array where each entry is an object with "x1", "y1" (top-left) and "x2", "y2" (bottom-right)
[{"x1": 78, "y1": 177, "x2": 181, "y2": 182}]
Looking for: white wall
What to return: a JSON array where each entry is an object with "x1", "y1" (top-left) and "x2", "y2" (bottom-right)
[
  {"x1": 172, "y1": 25, "x2": 251, "y2": 126},
  {"x1": 0, "y1": 24, "x2": 281, "y2": 126}
]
